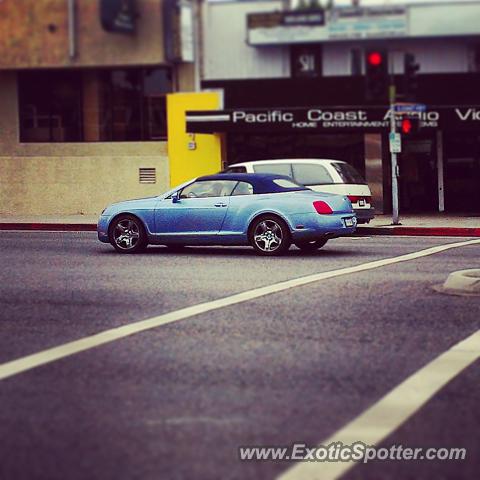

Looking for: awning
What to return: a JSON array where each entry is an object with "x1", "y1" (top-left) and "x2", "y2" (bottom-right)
[{"x1": 186, "y1": 106, "x2": 480, "y2": 134}]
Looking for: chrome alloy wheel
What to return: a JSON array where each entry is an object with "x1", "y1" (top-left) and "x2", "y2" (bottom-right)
[
  {"x1": 253, "y1": 219, "x2": 284, "y2": 253},
  {"x1": 113, "y1": 219, "x2": 141, "y2": 250}
]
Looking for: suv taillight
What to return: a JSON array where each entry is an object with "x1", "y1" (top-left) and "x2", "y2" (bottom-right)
[
  {"x1": 348, "y1": 195, "x2": 371, "y2": 203},
  {"x1": 313, "y1": 200, "x2": 333, "y2": 214}
]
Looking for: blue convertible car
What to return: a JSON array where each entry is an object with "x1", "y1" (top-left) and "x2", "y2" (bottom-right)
[{"x1": 97, "y1": 173, "x2": 356, "y2": 255}]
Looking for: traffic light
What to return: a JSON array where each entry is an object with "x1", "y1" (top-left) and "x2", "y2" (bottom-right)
[
  {"x1": 365, "y1": 49, "x2": 389, "y2": 103},
  {"x1": 404, "y1": 53, "x2": 420, "y2": 101},
  {"x1": 400, "y1": 117, "x2": 420, "y2": 135}
]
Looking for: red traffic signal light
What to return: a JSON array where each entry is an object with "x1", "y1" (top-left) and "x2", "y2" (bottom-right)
[
  {"x1": 368, "y1": 51, "x2": 383, "y2": 67},
  {"x1": 400, "y1": 117, "x2": 420, "y2": 135},
  {"x1": 401, "y1": 118, "x2": 412, "y2": 134},
  {"x1": 365, "y1": 49, "x2": 388, "y2": 103}
]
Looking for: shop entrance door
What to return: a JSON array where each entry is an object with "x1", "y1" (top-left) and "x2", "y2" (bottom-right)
[
  {"x1": 444, "y1": 134, "x2": 480, "y2": 213},
  {"x1": 399, "y1": 136, "x2": 438, "y2": 212}
]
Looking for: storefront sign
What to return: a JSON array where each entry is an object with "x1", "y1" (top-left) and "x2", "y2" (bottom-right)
[
  {"x1": 247, "y1": 6, "x2": 406, "y2": 45},
  {"x1": 247, "y1": 10, "x2": 325, "y2": 29},
  {"x1": 186, "y1": 106, "x2": 480, "y2": 134},
  {"x1": 247, "y1": 10, "x2": 327, "y2": 45},
  {"x1": 291, "y1": 45, "x2": 322, "y2": 78},
  {"x1": 248, "y1": 3, "x2": 480, "y2": 45},
  {"x1": 328, "y1": 6, "x2": 407, "y2": 41}
]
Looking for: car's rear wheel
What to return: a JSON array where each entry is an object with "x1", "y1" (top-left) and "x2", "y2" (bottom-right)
[
  {"x1": 109, "y1": 214, "x2": 147, "y2": 254},
  {"x1": 249, "y1": 215, "x2": 291, "y2": 256},
  {"x1": 294, "y1": 238, "x2": 328, "y2": 252}
]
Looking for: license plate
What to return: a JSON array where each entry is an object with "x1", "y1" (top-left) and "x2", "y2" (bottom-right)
[
  {"x1": 344, "y1": 218, "x2": 354, "y2": 227},
  {"x1": 359, "y1": 200, "x2": 366, "y2": 207}
]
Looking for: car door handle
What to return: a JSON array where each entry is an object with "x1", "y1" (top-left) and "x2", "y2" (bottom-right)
[{"x1": 214, "y1": 202, "x2": 227, "y2": 207}]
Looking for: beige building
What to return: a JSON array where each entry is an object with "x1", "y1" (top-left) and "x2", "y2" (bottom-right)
[{"x1": 0, "y1": 0, "x2": 196, "y2": 215}]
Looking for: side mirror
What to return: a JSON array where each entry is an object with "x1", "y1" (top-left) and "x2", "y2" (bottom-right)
[{"x1": 172, "y1": 191, "x2": 181, "y2": 203}]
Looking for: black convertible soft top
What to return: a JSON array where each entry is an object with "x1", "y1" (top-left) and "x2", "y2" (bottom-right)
[{"x1": 197, "y1": 173, "x2": 309, "y2": 195}]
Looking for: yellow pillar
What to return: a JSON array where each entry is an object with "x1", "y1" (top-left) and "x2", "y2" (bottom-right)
[{"x1": 167, "y1": 92, "x2": 223, "y2": 188}]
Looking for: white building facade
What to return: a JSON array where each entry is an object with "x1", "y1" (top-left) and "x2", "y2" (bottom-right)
[{"x1": 194, "y1": 0, "x2": 480, "y2": 214}]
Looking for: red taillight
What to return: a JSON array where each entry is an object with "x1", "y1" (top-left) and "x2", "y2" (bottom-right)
[{"x1": 313, "y1": 200, "x2": 333, "y2": 214}]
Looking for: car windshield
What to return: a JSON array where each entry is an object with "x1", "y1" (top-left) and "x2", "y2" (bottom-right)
[{"x1": 332, "y1": 162, "x2": 367, "y2": 184}]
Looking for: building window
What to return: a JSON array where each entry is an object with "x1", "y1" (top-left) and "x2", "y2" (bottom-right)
[
  {"x1": 18, "y1": 71, "x2": 83, "y2": 142},
  {"x1": 99, "y1": 68, "x2": 171, "y2": 141},
  {"x1": 18, "y1": 67, "x2": 172, "y2": 142},
  {"x1": 290, "y1": 45, "x2": 322, "y2": 78}
]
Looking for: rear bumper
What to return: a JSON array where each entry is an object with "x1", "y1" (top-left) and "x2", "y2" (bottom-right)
[
  {"x1": 290, "y1": 212, "x2": 357, "y2": 241},
  {"x1": 354, "y1": 207, "x2": 375, "y2": 224}
]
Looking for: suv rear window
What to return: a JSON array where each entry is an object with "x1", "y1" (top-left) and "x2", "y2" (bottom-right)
[
  {"x1": 252, "y1": 163, "x2": 293, "y2": 176},
  {"x1": 221, "y1": 166, "x2": 247, "y2": 173},
  {"x1": 332, "y1": 162, "x2": 367, "y2": 184},
  {"x1": 292, "y1": 163, "x2": 333, "y2": 186}
]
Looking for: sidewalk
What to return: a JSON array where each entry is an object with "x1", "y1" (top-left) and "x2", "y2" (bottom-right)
[
  {"x1": 0, "y1": 215, "x2": 98, "y2": 231},
  {"x1": 0, "y1": 213, "x2": 479, "y2": 237},
  {"x1": 357, "y1": 213, "x2": 480, "y2": 237}
]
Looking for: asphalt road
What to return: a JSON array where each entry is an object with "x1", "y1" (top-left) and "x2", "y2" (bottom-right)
[{"x1": 0, "y1": 232, "x2": 479, "y2": 480}]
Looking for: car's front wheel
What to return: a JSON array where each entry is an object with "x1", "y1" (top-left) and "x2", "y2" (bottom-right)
[
  {"x1": 294, "y1": 238, "x2": 328, "y2": 252},
  {"x1": 249, "y1": 215, "x2": 291, "y2": 256},
  {"x1": 109, "y1": 214, "x2": 147, "y2": 253}
]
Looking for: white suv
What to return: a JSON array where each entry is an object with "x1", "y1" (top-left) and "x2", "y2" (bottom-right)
[{"x1": 221, "y1": 159, "x2": 374, "y2": 224}]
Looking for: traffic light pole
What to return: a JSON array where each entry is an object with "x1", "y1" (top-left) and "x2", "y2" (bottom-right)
[{"x1": 389, "y1": 85, "x2": 400, "y2": 225}]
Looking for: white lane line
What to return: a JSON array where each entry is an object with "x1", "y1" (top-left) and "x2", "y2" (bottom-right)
[
  {"x1": 0, "y1": 239, "x2": 479, "y2": 382},
  {"x1": 279, "y1": 329, "x2": 480, "y2": 480}
]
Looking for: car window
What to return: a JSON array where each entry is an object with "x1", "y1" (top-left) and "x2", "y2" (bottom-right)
[
  {"x1": 231, "y1": 181, "x2": 254, "y2": 196},
  {"x1": 292, "y1": 163, "x2": 334, "y2": 186},
  {"x1": 252, "y1": 163, "x2": 293, "y2": 177},
  {"x1": 221, "y1": 166, "x2": 247, "y2": 173},
  {"x1": 180, "y1": 180, "x2": 237, "y2": 198},
  {"x1": 272, "y1": 178, "x2": 305, "y2": 189},
  {"x1": 332, "y1": 162, "x2": 367, "y2": 184}
]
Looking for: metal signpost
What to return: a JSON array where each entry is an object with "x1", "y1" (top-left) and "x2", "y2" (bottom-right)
[
  {"x1": 389, "y1": 101, "x2": 426, "y2": 225},
  {"x1": 389, "y1": 83, "x2": 400, "y2": 225}
]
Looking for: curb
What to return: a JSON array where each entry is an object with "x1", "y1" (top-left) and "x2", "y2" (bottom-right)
[
  {"x1": 434, "y1": 269, "x2": 480, "y2": 296},
  {"x1": 356, "y1": 226, "x2": 480, "y2": 237},
  {"x1": 0, "y1": 223, "x2": 97, "y2": 232}
]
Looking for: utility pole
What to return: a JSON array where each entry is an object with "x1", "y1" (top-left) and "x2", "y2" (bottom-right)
[
  {"x1": 389, "y1": 85, "x2": 400, "y2": 225},
  {"x1": 389, "y1": 57, "x2": 400, "y2": 225}
]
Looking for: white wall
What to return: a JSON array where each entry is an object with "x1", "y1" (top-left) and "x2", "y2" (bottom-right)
[
  {"x1": 203, "y1": 1, "x2": 474, "y2": 80},
  {"x1": 203, "y1": 1, "x2": 290, "y2": 80}
]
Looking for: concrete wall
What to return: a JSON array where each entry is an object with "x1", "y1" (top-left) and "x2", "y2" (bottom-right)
[
  {"x1": 0, "y1": 145, "x2": 170, "y2": 216},
  {"x1": 0, "y1": 0, "x2": 167, "y2": 69},
  {"x1": 0, "y1": 71, "x2": 170, "y2": 216}
]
